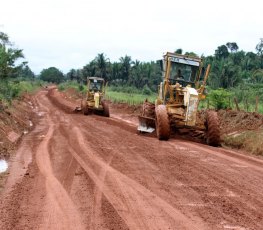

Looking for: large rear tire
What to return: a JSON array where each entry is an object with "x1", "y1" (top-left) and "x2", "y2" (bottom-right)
[
  {"x1": 206, "y1": 111, "x2": 220, "y2": 146},
  {"x1": 102, "y1": 100, "x2": 110, "y2": 117},
  {"x1": 155, "y1": 105, "x2": 170, "y2": 140}
]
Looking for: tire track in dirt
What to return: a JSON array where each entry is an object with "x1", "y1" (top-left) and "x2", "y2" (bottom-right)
[
  {"x1": 166, "y1": 140, "x2": 263, "y2": 229},
  {"x1": 65, "y1": 125, "x2": 205, "y2": 230},
  {"x1": 34, "y1": 96, "x2": 85, "y2": 230},
  {"x1": 89, "y1": 154, "x2": 115, "y2": 230},
  {"x1": 67, "y1": 115, "x2": 224, "y2": 229},
  {"x1": 71, "y1": 113, "x2": 263, "y2": 229},
  {"x1": 175, "y1": 140, "x2": 263, "y2": 173},
  {"x1": 4, "y1": 88, "x2": 263, "y2": 229}
]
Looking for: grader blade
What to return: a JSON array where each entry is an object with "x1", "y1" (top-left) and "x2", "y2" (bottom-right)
[{"x1": 137, "y1": 116, "x2": 155, "y2": 133}]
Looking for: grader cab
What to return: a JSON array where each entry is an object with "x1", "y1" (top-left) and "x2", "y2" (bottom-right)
[{"x1": 138, "y1": 52, "x2": 220, "y2": 146}]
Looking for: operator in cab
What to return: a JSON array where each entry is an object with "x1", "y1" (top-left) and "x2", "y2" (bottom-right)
[{"x1": 174, "y1": 69, "x2": 184, "y2": 80}]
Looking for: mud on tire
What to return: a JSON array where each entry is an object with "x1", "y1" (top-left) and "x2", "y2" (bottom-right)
[
  {"x1": 155, "y1": 105, "x2": 170, "y2": 140},
  {"x1": 83, "y1": 107, "x2": 91, "y2": 115},
  {"x1": 83, "y1": 101, "x2": 91, "y2": 115},
  {"x1": 102, "y1": 100, "x2": 110, "y2": 117},
  {"x1": 206, "y1": 111, "x2": 221, "y2": 146}
]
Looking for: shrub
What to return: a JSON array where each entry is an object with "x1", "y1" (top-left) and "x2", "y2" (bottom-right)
[
  {"x1": 0, "y1": 80, "x2": 42, "y2": 103},
  {"x1": 58, "y1": 81, "x2": 86, "y2": 93},
  {"x1": 78, "y1": 84, "x2": 84, "y2": 91},
  {"x1": 208, "y1": 88, "x2": 232, "y2": 110},
  {"x1": 142, "y1": 85, "x2": 152, "y2": 95}
]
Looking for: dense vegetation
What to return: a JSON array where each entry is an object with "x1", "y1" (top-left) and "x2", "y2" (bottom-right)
[
  {"x1": 63, "y1": 41, "x2": 263, "y2": 91},
  {"x1": 1, "y1": 30, "x2": 263, "y2": 111},
  {"x1": 63, "y1": 40, "x2": 263, "y2": 110},
  {"x1": 0, "y1": 32, "x2": 40, "y2": 103},
  {"x1": 40, "y1": 67, "x2": 64, "y2": 84}
]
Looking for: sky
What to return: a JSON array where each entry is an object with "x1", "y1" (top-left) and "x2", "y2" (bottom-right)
[{"x1": 0, "y1": 0, "x2": 262, "y2": 74}]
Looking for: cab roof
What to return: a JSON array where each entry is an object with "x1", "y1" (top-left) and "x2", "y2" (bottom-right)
[
  {"x1": 164, "y1": 52, "x2": 202, "y2": 67},
  {"x1": 87, "y1": 77, "x2": 105, "y2": 81}
]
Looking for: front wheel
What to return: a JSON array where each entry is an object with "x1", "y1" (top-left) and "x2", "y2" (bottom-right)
[
  {"x1": 155, "y1": 105, "x2": 170, "y2": 140},
  {"x1": 102, "y1": 100, "x2": 110, "y2": 117}
]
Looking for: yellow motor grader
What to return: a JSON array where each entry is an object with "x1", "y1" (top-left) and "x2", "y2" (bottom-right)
[
  {"x1": 138, "y1": 52, "x2": 220, "y2": 146},
  {"x1": 76, "y1": 77, "x2": 110, "y2": 117}
]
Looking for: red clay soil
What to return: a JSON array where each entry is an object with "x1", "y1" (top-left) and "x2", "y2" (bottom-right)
[
  {"x1": 0, "y1": 94, "x2": 37, "y2": 158},
  {"x1": 218, "y1": 110, "x2": 263, "y2": 134},
  {"x1": 0, "y1": 87, "x2": 263, "y2": 229}
]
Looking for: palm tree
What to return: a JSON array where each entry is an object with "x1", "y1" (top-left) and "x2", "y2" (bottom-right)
[
  {"x1": 95, "y1": 53, "x2": 110, "y2": 81},
  {"x1": 119, "y1": 55, "x2": 132, "y2": 83}
]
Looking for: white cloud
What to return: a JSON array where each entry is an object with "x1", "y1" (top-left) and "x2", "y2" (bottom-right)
[{"x1": 0, "y1": 0, "x2": 262, "y2": 73}]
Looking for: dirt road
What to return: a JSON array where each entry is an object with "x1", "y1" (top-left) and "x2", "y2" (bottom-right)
[{"x1": 0, "y1": 89, "x2": 263, "y2": 230}]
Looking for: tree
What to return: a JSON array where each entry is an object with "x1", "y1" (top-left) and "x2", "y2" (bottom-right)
[
  {"x1": 82, "y1": 60, "x2": 97, "y2": 78},
  {"x1": 226, "y1": 42, "x2": 239, "y2": 53},
  {"x1": 215, "y1": 45, "x2": 229, "y2": 59},
  {"x1": 184, "y1": 51, "x2": 198, "y2": 57},
  {"x1": 111, "y1": 62, "x2": 121, "y2": 82},
  {"x1": 119, "y1": 55, "x2": 131, "y2": 83},
  {"x1": 40, "y1": 67, "x2": 64, "y2": 83},
  {"x1": 251, "y1": 69, "x2": 263, "y2": 83},
  {"x1": 0, "y1": 31, "x2": 25, "y2": 79},
  {"x1": 66, "y1": 69, "x2": 77, "y2": 81},
  {"x1": 175, "y1": 48, "x2": 183, "y2": 54},
  {"x1": 256, "y1": 38, "x2": 263, "y2": 55},
  {"x1": 256, "y1": 38, "x2": 263, "y2": 68},
  {"x1": 95, "y1": 53, "x2": 110, "y2": 81},
  {"x1": 19, "y1": 65, "x2": 35, "y2": 79},
  {"x1": 129, "y1": 60, "x2": 148, "y2": 88}
]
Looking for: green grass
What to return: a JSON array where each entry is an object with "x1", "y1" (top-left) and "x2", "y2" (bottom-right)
[
  {"x1": 106, "y1": 90, "x2": 156, "y2": 105},
  {"x1": 0, "y1": 79, "x2": 44, "y2": 103},
  {"x1": 57, "y1": 82, "x2": 263, "y2": 113},
  {"x1": 58, "y1": 81, "x2": 87, "y2": 93},
  {"x1": 235, "y1": 102, "x2": 263, "y2": 113},
  {"x1": 197, "y1": 97, "x2": 263, "y2": 113},
  {"x1": 58, "y1": 82, "x2": 156, "y2": 105}
]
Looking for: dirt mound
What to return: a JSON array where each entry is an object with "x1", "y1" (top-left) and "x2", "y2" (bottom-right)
[
  {"x1": 47, "y1": 87, "x2": 78, "y2": 113},
  {"x1": 111, "y1": 102, "x2": 141, "y2": 115},
  {"x1": 218, "y1": 110, "x2": 263, "y2": 134},
  {"x1": 62, "y1": 88, "x2": 84, "y2": 101},
  {"x1": 0, "y1": 94, "x2": 36, "y2": 158}
]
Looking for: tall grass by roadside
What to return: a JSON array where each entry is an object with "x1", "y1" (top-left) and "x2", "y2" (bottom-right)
[
  {"x1": 198, "y1": 98, "x2": 263, "y2": 114},
  {"x1": 58, "y1": 81, "x2": 86, "y2": 93},
  {"x1": 197, "y1": 86, "x2": 263, "y2": 114},
  {"x1": 57, "y1": 82, "x2": 157, "y2": 105},
  {"x1": 57, "y1": 81, "x2": 263, "y2": 113},
  {"x1": 106, "y1": 85, "x2": 156, "y2": 105},
  {"x1": 106, "y1": 90, "x2": 156, "y2": 105},
  {"x1": 223, "y1": 130, "x2": 263, "y2": 156},
  {"x1": 0, "y1": 79, "x2": 44, "y2": 104}
]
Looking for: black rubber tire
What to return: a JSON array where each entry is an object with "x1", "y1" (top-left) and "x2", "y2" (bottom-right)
[
  {"x1": 206, "y1": 111, "x2": 221, "y2": 146},
  {"x1": 83, "y1": 106, "x2": 91, "y2": 115},
  {"x1": 155, "y1": 105, "x2": 170, "y2": 140},
  {"x1": 102, "y1": 100, "x2": 110, "y2": 117}
]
